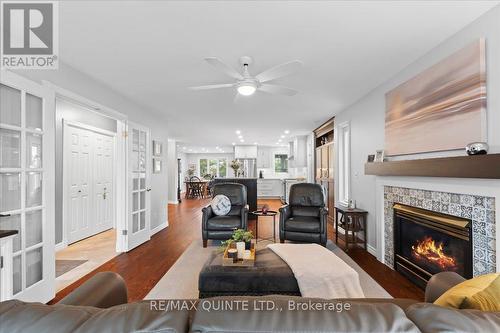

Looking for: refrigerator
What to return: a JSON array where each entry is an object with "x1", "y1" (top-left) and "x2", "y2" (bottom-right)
[{"x1": 238, "y1": 158, "x2": 257, "y2": 178}]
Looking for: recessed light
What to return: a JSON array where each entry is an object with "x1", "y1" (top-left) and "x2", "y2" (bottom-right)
[
  {"x1": 232, "y1": 142, "x2": 236, "y2": 145},
  {"x1": 280, "y1": 135, "x2": 285, "y2": 138},
  {"x1": 235, "y1": 130, "x2": 241, "y2": 135},
  {"x1": 240, "y1": 139, "x2": 244, "y2": 143},
  {"x1": 284, "y1": 130, "x2": 290, "y2": 134},
  {"x1": 278, "y1": 139, "x2": 282, "y2": 142},
  {"x1": 238, "y1": 135, "x2": 243, "y2": 139},
  {"x1": 182, "y1": 146, "x2": 186, "y2": 149},
  {"x1": 216, "y1": 146, "x2": 219, "y2": 149}
]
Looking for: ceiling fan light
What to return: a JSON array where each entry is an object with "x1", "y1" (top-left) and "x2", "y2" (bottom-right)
[{"x1": 237, "y1": 84, "x2": 256, "y2": 96}]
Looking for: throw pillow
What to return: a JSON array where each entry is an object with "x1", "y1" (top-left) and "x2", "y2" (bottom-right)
[
  {"x1": 434, "y1": 273, "x2": 500, "y2": 311},
  {"x1": 211, "y1": 195, "x2": 231, "y2": 216}
]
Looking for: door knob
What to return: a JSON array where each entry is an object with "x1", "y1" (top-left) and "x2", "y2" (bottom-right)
[{"x1": 147, "y1": 188, "x2": 152, "y2": 192}]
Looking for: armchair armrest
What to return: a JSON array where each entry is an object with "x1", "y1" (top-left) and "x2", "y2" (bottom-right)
[
  {"x1": 241, "y1": 204, "x2": 249, "y2": 230},
  {"x1": 319, "y1": 207, "x2": 328, "y2": 233},
  {"x1": 57, "y1": 272, "x2": 127, "y2": 308},
  {"x1": 202, "y1": 205, "x2": 214, "y2": 228},
  {"x1": 425, "y1": 271, "x2": 466, "y2": 303},
  {"x1": 279, "y1": 205, "x2": 291, "y2": 232}
]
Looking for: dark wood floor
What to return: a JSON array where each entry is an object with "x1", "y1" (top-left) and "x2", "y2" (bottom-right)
[{"x1": 50, "y1": 198, "x2": 423, "y2": 304}]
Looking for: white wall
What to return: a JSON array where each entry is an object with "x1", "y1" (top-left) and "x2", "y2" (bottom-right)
[
  {"x1": 334, "y1": 5, "x2": 500, "y2": 251},
  {"x1": 15, "y1": 62, "x2": 170, "y2": 234},
  {"x1": 167, "y1": 140, "x2": 178, "y2": 203}
]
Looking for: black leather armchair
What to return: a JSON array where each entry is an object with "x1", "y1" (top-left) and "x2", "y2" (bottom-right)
[
  {"x1": 202, "y1": 183, "x2": 248, "y2": 247},
  {"x1": 279, "y1": 183, "x2": 328, "y2": 246}
]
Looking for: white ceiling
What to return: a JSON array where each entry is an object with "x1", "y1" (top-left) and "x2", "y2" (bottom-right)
[{"x1": 58, "y1": 1, "x2": 498, "y2": 147}]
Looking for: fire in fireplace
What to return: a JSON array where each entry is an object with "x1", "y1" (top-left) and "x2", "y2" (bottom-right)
[
  {"x1": 411, "y1": 236, "x2": 457, "y2": 271},
  {"x1": 393, "y1": 204, "x2": 472, "y2": 289}
]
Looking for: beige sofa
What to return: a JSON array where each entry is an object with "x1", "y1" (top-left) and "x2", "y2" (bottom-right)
[{"x1": 1, "y1": 271, "x2": 499, "y2": 332}]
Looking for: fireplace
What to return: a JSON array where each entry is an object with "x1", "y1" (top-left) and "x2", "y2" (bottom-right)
[{"x1": 393, "y1": 204, "x2": 472, "y2": 288}]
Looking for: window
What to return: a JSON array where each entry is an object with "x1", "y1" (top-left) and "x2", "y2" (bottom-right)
[
  {"x1": 274, "y1": 154, "x2": 288, "y2": 173},
  {"x1": 199, "y1": 158, "x2": 227, "y2": 178},
  {"x1": 338, "y1": 121, "x2": 351, "y2": 205}
]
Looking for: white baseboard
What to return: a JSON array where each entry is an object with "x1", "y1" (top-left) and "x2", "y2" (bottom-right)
[
  {"x1": 55, "y1": 241, "x2": 68, "y2": 252},
  {"x1": 150, "y1": 221, "x2": 168, "y2": 236},
  {"x1": 168, "y1": 200, "x2": 179, "y2": 205},
  {"x1": 367, "y1": 244, "x2": 377, "y2": 257}
]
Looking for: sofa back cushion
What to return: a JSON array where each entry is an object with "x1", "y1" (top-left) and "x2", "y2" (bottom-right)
[
  {"x1": 0, "y1": 300, "x2": 189, "y2": 333},
  {"x1": 190, "y1": 296, "x2": 420, "y2": 333},
  {"x1": 406, "y1": 303, "x2": 500, "y2": 333}
]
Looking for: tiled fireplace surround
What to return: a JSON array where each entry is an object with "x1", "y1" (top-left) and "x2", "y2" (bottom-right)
[{"x1": 382, "y1": 185, "x2": 497, "y2": 276}]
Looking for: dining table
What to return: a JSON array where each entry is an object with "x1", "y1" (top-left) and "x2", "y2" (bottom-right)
[{"x1": 184, "y1": 179, "x2": 210, "y2": 199}]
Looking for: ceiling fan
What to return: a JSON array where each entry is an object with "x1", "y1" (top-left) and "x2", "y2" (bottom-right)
[{"x1": 189, "y1": 56, "x2": 302, "y2": 97}]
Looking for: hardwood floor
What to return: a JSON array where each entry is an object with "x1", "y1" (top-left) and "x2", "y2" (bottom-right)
[{"x1": 50, "y1": 198, "x2": 424, "y2": 304}]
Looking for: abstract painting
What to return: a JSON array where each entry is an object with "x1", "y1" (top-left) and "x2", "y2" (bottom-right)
[{"x1": 385, "y1": 39, "x2": 486, "y2": 156}]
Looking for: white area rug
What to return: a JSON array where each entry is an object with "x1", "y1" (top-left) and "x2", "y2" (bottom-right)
[{"x1": 144, "y1": 240, "x2": 391, "y2": 299}]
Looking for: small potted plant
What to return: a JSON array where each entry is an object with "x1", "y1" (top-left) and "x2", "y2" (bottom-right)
[{"x1": 230, "y1": 159, "x2": 241, "y2": 177}]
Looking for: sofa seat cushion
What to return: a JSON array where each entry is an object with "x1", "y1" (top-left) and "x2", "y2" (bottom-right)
[
  {"x1": 191, "y1": 296, "x2": 420, "y2": 333},
  {"x1": 207, "y1": 215, "x2": 241, "y2": 230},
  {"x1": 285, "y1": 216, "x2": 321, "y2": 233},
  {"x1": 0, "y1": 300, "x2": 189, "y2": 333},
  {"x1": 406, "y1": 303, "x2": 500, "y2": 333}
]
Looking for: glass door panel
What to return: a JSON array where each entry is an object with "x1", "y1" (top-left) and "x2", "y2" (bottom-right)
[
  {"x1": 25, "y1": 94, "x2": 43, "y2": 131},
  {"x1": 26, "y1": 172, "x2": 42, "y2": 207},
  {"x1": 0, "y1": 173, "x2": 21, "y2": 211},
  {"x1": 26, "y1": 133, "x2": 42, "y2": 168},
  {"x1": 0, "y1": 214, "x2": 21, "y2": 252},
  {"x1": 0, "y1": 128, "x2": 21, "y2": 167},
  {"x1": 0, "y1": 84, "x2": 21, "y2": 126}
]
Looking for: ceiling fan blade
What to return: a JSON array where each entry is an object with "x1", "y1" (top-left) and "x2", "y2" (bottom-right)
[
  {"x1": 255, "y1": 60, "x2": 303, "y2": 83},
  {"x1": 205, "y1": 57, "x2": 244, "y2": 80},
  {"x1": 189, "y1": 83, "x2": 234, "y2": 91},
  {"x1": 259, "y1": 84, "x2": 298, "y2": 96}
]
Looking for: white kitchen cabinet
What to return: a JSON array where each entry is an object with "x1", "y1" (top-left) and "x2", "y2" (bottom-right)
[
  {"x1": 257, "y1": 179, "x2": 283, "y2": 198},
  {"x1": 234, "y1": 145, "x2": 257, "y2": 159},
  {"x1": 257, "y1": 147, "x2": 271, "y2": 168}
]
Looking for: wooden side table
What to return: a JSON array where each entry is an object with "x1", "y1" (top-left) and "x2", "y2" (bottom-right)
[
  {"x1": 335, "y1": 205, "x2": 368, "y2": 251},
  {"x1": 251, "y1": 210, "x2": 278, "y2": 242}
]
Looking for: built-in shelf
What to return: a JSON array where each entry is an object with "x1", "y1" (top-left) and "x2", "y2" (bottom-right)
[{"x1": 364, "y1": 154, "x2": 500, "y2": 179}]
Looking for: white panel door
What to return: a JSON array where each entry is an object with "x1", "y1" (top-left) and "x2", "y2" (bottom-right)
[
  {"x1": 126, "y1": 122, "x2": 151, "y2": 251},
  {"x1": 65, "y1": 126, "x2": 92, "y2": 244},
  {"x1": 64, "y1": 123, "x2": 115, "y2": 244},
  {"x1": 0, "y1": 73, "x2": 55, "y2": 303},
  {"x1": 94, "y1": 133, "x2": 114, "y2": 234}
]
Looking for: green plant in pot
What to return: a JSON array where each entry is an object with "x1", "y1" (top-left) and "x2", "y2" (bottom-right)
[{"x1": 232, "y1": 228, "x2": 253, "y2": 250}]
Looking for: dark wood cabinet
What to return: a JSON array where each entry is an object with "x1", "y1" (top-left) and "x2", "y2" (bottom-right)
[{"x1": 314, "y1": 118, "x2": 335, "y2": 225}]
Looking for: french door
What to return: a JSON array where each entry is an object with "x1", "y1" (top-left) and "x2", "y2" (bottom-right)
[
  {"x1": 126, "y1": 122, "x2": 151, "y2": 251},
  {"x1": 0, "y1": 73, "x2": 55, "y2": 302}
]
